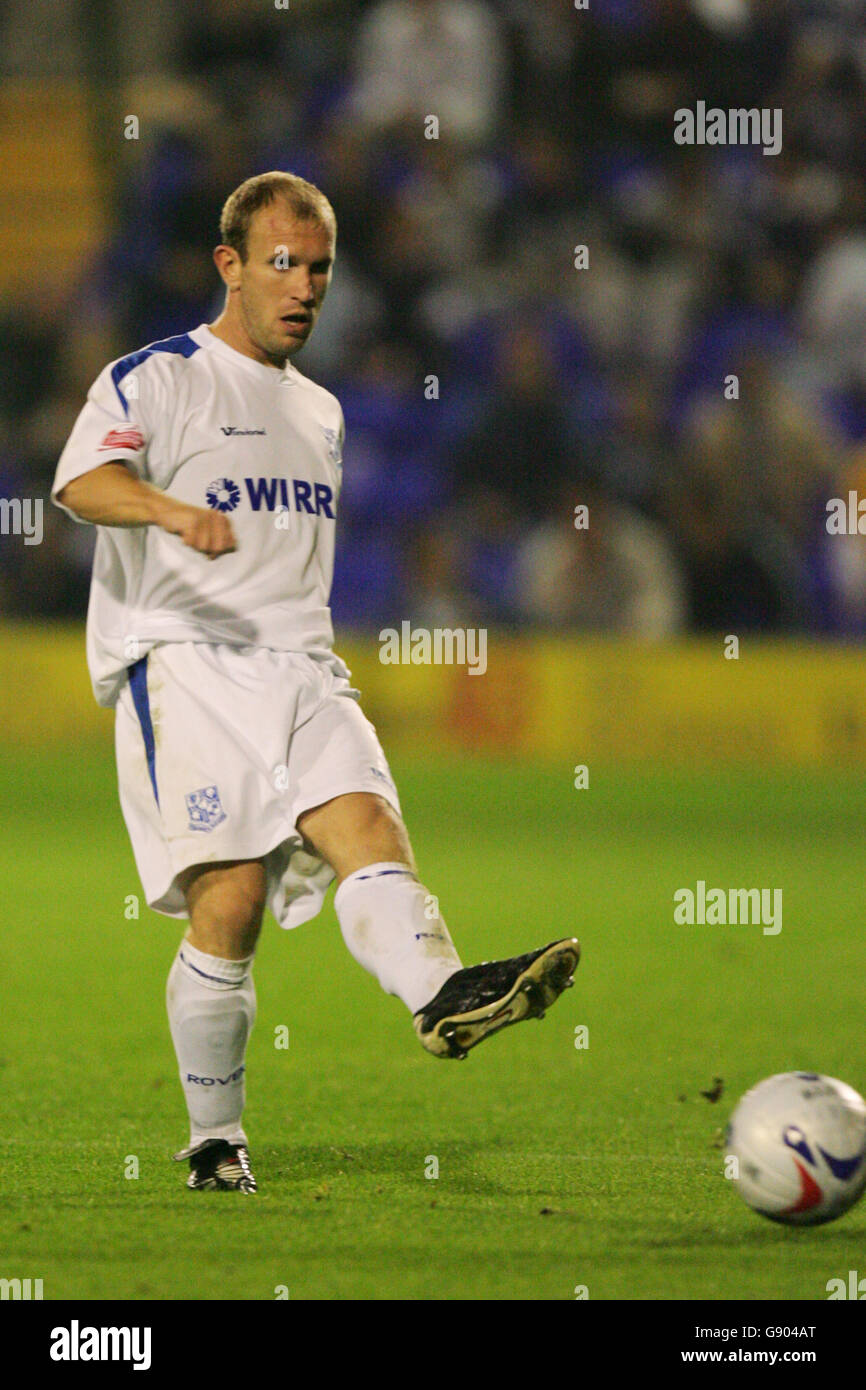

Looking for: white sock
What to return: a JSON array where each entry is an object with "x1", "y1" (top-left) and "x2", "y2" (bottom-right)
[
  {"x1": 334, "y1": 862, "x2": 463, "y2": 1014},
  {"x1": 166, "y1": 939, "x2": 256, "y2": 1149}
]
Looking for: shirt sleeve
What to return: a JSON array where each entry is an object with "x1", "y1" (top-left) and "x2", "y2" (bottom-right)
[
  {"x1": 334, "y1": 403, "x2": 345, "y2": 500},
  {"x1": 51, "y1": 357, "x2": 155, "y2": 522}
]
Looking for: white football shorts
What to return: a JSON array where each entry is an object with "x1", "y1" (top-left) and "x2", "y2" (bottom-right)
[{"x1": 114, "y1": 642, "x2": 401, "y2": 928}]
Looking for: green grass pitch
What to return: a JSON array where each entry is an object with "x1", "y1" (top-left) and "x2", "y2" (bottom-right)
[{"x1": 1, "y1": 747, "x2": 864, "y2": 1300}]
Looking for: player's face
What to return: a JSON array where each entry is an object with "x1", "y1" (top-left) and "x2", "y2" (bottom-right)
[{"x1": 236, "y1": 204, "x2": 334, "y2": 365}]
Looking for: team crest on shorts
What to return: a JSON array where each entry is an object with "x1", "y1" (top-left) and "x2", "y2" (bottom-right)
[{"x1": 185, "y1": 785, "x2": 227, "y2": 833}]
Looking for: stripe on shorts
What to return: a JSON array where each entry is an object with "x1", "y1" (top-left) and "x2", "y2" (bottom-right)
[{"x1": 128, "y1": 655, "x2": 159, "y2": 807}]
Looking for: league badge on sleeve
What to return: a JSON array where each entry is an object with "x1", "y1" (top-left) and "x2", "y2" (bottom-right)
[
  {"x1": 322, "y1": 427, "x2": 342, "y2": 465},
  {"x1": 99, "y1": 427, "x2": 146, "y2": 452},
  {"x1": 185, "y1": 785, "x2": 227, "y2": 833}
]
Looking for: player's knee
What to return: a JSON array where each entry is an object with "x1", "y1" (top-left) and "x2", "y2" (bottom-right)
[
  {"x1": 187, "y1": 894, "x2": 264, "y2": 958},
  {"x1": 358, "y1": 801, "x2": 414, "y2": 873},
  {"x1": 351, "y1": 794, "x2": 408, "y2": 850},
  {"x1": 357, "y1": 792, "x2": 397, "y2": 831},
  {"x1": 182, "y1": 862, "x2": 266, "y2": 957},
  {"x1": 298, "y1": 791, "x2": 413, "y2": 880},
  {"x1": 212, "y1": 877, "x2": 266, "y2": 936}
]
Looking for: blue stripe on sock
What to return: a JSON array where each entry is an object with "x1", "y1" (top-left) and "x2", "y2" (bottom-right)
[
  {"x1": 128, "y1": 655, "x2": 159, "y2": 807},
  {"x1": 355, "y1": 868, "x2": 415, "y2": 882},
  {"x1": 180, "y1": 951, "x2": 239, "y2": 987}
]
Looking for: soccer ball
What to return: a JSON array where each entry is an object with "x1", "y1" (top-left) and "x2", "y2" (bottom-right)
[{"x1": 726, "y1": 1072, "x2": 866, "y2": 1225}]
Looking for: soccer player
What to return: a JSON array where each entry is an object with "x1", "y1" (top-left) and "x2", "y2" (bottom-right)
[{"x1": 52, "y1": 172, "x2": 580, "y2": 1194}]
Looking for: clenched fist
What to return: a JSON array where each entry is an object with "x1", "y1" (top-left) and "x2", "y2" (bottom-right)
[
  {"x1": 54, "y1": 462, "x2": 239, "y2": 560},
  {"x1": 160, "y1": 499, "x2": 237, "y2": 559}
]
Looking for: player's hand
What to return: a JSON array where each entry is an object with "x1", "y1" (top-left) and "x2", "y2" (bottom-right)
[{"x1": 159, "y1": 499, "x2": 237, "y2": 559}]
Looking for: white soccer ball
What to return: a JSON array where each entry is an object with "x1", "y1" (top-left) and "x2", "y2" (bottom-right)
[{"x1": 726, "y1": 1072, "x2": 866, "y2": 1225}]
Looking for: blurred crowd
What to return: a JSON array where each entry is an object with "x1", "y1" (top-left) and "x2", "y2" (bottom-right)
[{"x1": 3, "y1": 0, "x2": 866, "y2": 636}]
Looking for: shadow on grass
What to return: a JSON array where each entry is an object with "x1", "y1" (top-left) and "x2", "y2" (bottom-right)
[
  {"x1": 629, "y1": 1223, "x2": 866, "y2": 1250},
  {"x1": 264, "y1": 1140, "x2": 505, "y2": 1197}
]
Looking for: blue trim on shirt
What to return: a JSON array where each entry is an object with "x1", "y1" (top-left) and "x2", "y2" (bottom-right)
[
  {"x1": 128, "y1": 656, "x2": 159, "y2": 807},
  {"x1": 110, "y1": 332, "x2": 200, "y2": 416}
]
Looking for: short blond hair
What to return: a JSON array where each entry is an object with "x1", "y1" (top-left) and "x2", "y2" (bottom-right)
[{"x1": 219, "y1": 171, "x2": 336, "y2": 262}]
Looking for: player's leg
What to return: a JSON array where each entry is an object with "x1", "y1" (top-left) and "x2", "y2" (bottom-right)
[
  {"x1": 182, "y1": 858, "x2": 266, "y2": 958},
  {"x1": 297, "y1": 791, "x2": 580, "y2": 1058},
  {"x1": 166, "y1": 859, "x2": 264, "y2": 1191},
  {"x1": 297, "y1": 789, "x2": 415, "y2": 880},
  {"x1": 297, "y1": 791, "x2": 464, "y2": 1011},
  {"x1": 116, "y1": 644, "x2": 367, "y2": 1191}
]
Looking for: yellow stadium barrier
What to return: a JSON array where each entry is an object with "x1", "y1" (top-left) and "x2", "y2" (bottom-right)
[{"x1": 5, "y1": 623, "x2": 866, "y2": 764}]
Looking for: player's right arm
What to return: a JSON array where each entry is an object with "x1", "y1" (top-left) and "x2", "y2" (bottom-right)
[
  {"x1": 52, "y1": 351, "x2": 235, "y2": 559},
  {"x1": 56, "y1": 462, "x2": 236, "y2": 559}
]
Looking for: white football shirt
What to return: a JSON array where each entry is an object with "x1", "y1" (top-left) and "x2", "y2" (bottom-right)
[{"x1": 52, "y1": 324, "x2": 348, "y2": 706}]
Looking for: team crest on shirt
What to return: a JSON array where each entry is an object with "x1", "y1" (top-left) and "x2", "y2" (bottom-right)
[
  {"x1": 322, "y1": 427, "x2": 342, "y2": 465},
  {"x1": 185, "y1": 785, "x2": 227, "y2": 833}
]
